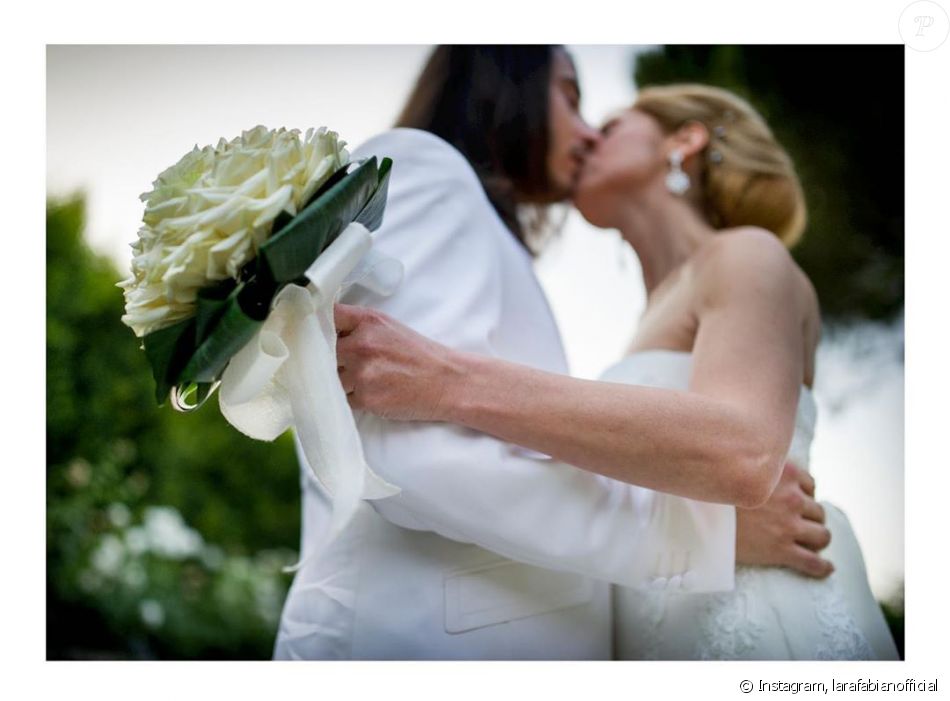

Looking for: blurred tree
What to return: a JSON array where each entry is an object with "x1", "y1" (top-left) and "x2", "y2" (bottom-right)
[
  {"x1": 47, "y1": 197, "x2": 301, "y2": 659},
  {"x1": 634, "y1": 45, "x2": 904, "y2": 324},
  {"x1": 880, "y1": 585, "x2": 905, "y2": 660}
]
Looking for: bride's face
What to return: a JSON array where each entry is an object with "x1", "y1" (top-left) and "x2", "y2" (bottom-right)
[{"x1": 573, "y1": 108, "x2": 668, "y2": 227}]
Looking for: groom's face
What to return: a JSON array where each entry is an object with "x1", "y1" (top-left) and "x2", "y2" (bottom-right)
[{"x1": 545, "y1": 49, "x2": 601, "y2": 199}]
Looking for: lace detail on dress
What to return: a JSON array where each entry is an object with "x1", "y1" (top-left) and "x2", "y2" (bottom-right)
[
  {"x1": 690, "y1": 567, "x2": 875, "y2": 660},
  {"x1": 696, "y1": 568, "x2": 768, "y2": 659},
  {"x1": 811, "y1": 577, "x2": 875, "y2": 660}
]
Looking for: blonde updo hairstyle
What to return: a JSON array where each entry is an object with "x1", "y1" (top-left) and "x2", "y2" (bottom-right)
[{"x1": 634, "y1": 84, "x2": 807, "y2": 247}]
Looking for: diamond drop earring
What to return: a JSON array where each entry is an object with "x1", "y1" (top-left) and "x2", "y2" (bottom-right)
[{"x1": 665, "y1": 150, "x2": 690, "y2": 196}]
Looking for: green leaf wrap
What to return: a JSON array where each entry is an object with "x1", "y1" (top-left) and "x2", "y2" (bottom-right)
[
  {"x1": 180, "y1": 284, "x2": 264, "y2": 383},
  {"x1": 260, "y1": 157, "x2": 382, "y2": 284},
  {"x1": 143, "y1": 318, "x2": 195, "y2": 404}
]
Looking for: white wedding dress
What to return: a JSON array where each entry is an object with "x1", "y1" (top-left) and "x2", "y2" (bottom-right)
[{"x1": 600, "y1": 350, "x2": 899, "y2": 660}]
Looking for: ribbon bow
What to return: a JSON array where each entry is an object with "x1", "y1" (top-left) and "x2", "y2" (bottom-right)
[{"x1": 218, "y1": 222, "x2": 403, "y2": 569}]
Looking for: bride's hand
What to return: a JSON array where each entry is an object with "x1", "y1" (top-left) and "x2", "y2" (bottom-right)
[{"x1": 334, "y1": 303, "x2": 466, "y2": 422}]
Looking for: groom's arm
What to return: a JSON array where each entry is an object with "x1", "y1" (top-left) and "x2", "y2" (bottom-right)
[{"x1": 337, "y1": 129, "x2": 736, "y2": 592}]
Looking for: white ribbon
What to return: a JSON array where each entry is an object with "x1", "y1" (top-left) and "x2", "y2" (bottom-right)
[{"x1": 218, "y1": 222, "x2": 403, "y2": 570}]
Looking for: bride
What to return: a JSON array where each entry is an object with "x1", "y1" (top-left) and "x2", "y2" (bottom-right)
[{"x1": 334, "y1": 83, "x2": 899, "y2": 660}]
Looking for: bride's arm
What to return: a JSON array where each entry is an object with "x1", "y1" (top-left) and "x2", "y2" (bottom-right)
[{"x1": 338, "y1": 229, "x2": 810, "y2": 508}]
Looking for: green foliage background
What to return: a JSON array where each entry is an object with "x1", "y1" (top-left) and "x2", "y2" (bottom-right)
[{"x1": 47, "y1": 198, "x2": 301, "y2": 659}]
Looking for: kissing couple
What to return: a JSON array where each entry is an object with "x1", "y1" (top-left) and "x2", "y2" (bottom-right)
[{"x1": 273, "y1": 45, "x2": 898, "y2": 661}]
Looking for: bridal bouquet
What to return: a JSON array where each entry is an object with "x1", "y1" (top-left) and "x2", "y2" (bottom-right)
[{"x1": 120, "y1": 126, "x2": 402, "y2": 564}]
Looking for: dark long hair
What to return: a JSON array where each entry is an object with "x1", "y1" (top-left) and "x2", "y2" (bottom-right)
[{"x1": 396, "y1": 45, "x2": 558, "y2": 252}]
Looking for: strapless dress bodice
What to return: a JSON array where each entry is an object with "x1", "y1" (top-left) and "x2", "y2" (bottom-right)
[
  {"x1": 598, "y1": 350, "x2": 898, "y2": 660},
  {"x1": 599, "y1": 349, "x2": 817, "y2": 471}
]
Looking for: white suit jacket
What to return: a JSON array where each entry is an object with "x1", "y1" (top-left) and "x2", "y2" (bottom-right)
[{"x1": 272, "y1": 129, "x2": 735, "y2": 660}]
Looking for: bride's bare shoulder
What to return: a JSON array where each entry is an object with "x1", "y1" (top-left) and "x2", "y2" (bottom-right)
[
  {"x1": 694, "y1": 226, "x2": 793, "y2": 270},
  {"x1": 691, "y1": 227, "x2": 820, "y2": 322}
]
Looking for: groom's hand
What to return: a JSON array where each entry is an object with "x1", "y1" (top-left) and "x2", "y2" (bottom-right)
[{"x1": 735, "y1": 463, "x2": 834, "y2": 578}]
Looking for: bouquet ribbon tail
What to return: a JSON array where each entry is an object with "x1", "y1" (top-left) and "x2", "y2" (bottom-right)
[{"x1": 218, "y1": 222, "x2": 403, "y2": 572}]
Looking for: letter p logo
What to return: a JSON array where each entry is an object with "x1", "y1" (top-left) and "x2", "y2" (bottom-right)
[
  {"x1": 900, "y1": 1, "x2": 949, "y2": 51},
  {"x1": 916, "y1": 15, "x2": 936, "y2": 34}
]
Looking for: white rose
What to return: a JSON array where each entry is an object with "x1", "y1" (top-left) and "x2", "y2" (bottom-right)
[{"x1": 119, "y1": 126, "x2": 349, "y2": 337}]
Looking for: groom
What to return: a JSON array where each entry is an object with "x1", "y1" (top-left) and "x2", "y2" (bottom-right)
[{"x1": 273, "y1": 46, "x2": 831, "y2": 660}]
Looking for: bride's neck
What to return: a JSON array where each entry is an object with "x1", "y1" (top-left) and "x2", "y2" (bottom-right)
[{"x1": 614, "y1": 191, "x2": 717, "y2": 296}]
